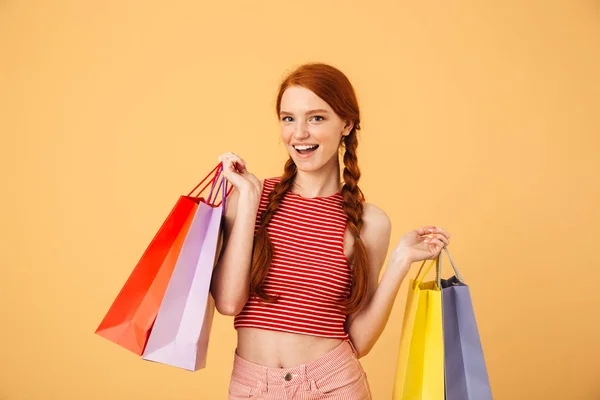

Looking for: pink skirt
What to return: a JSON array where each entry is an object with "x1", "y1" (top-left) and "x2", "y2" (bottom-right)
[{"x1": 228, "y1": 339, "x2": 372, "y2": 399}]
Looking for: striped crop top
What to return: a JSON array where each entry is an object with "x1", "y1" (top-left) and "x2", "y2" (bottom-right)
[{"x1": 233, "y1": 177, "x2": 352, "y2": 340}]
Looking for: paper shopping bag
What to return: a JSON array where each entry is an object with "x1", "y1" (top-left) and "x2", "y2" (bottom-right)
[
  {"x1": 393, "y1": 257, "x2": 444, "y2": 400},
  {"x1": 142, "y1": 167, "x2": 228, "y2": 371},
  {"x1": 439, "y1": 247, "x2": 493, "y2": 400},
  {"x1": 95, "y1": 163, "x2": 225, "y2": 355}
]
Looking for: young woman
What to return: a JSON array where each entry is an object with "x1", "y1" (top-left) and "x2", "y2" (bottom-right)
[{"x1": 211, "y1": 62, "x2": 451, "y2": 399}]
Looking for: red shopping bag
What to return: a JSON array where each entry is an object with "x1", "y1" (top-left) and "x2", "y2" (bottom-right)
[{"x1": 95, "y1": 163, "x2": 231, "y2": 355}]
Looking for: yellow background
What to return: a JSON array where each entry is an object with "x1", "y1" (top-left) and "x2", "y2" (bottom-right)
[{"x1": 1, "y1": 1, "x2": 599, "y2": 399}]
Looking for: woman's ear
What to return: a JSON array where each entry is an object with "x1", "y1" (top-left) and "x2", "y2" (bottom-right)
[{"x1": 342, "y1": 120, "x2": 354, "y2": 137}]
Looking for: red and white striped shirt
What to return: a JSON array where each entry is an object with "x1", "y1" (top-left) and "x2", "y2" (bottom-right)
[{"x1": 233, "y1": 177, "x2": 352, "y2": 340}]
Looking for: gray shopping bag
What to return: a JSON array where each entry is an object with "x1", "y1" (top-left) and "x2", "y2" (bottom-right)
[{"x1": 438, "y1": 247, "x2": 493, "y2": 400}]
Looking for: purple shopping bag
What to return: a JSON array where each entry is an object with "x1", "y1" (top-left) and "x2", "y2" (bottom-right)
[
  {"x1": 142, "y1": 167, "x2": 228, "y2": 371},
  {"x1": 438, "y1": 247, "x2": 493, "y2": 400}
]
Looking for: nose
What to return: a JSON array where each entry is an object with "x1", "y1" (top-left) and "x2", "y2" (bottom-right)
[{"x1": 292, "y1": 121, "x2": 310, "y2": 140}]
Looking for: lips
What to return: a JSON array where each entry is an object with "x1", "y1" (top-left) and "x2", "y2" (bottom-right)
[
  {"x1": 293, "y1": 144, "x2": 319, "y2": 151},
  {"x1": 293, "y1": 144, "x2": 319, "y2": 155}
]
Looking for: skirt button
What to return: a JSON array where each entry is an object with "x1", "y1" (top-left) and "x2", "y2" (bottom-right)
[{"x1": 284, "y1": 373, "x2": 293, "y2": 381}]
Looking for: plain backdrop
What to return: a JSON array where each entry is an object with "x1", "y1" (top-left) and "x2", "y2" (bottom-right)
[{"x1": 1, "y1": 1, "x2": 599, "y2": 399}]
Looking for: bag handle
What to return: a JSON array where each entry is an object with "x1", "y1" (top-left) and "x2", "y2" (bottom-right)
[
  {"x1": 414, "y1": 258, "x2": 438, "y2": 288},
  {"x1": 187, "y1": 163, "x2": 222, "y2": 197},
  {"x1": 206, "y1": 166, "x2": 230, "y2": 210},
  {"x1": 220, "y1": 176, "x2": 229, "y2": 212},
  {"x1": 185, "y1": 162, "x2": 233, "y2": 208},
  {"x1": 413, "y1": 247, "x2": 465, "y2": 289},
  {"x1": 435, "y1": 247, "x2": 465, "y2": 288},
  {"x1": 206, "y1": 165, "x2": 223, "y2": 204}
]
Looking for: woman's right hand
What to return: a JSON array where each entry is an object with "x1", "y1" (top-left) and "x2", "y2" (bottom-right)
[{"x1": 218, "y1": 152, "x2": 261, "y2": 199}]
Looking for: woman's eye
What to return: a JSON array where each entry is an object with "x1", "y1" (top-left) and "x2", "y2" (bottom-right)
[{"x1": 281, "y1": 115, "x2": 324, "y2": 122}]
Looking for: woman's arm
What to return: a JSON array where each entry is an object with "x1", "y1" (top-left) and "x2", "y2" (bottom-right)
[
  {"x1": 344, "y1": 203, "x2": 411, "y2": 358},
  {"x1": 210, "y1": 179, "x2": 263, "y2": 316}
]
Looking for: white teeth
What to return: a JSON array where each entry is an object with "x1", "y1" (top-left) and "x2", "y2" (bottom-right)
[{"x1": 294, "y1": 145, "x2": 318, "y2": 150}]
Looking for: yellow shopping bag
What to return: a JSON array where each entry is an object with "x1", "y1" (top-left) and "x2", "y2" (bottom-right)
[{"x1": 393, "y1": 256, "x2": 444, "y2": 400}]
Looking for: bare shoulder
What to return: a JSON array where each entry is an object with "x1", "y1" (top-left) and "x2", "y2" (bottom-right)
[
  {"x1": 360, "y1": 203, "x2": 393, "y2": 296},
  {"x1": 359, "y1": 202, "x2": 392, "y2": 266},
  {"x1": 361, "y1": 202, "x2": 392, "y2": 236}
]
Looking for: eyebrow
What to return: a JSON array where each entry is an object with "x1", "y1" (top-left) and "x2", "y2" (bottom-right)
[{"x1": 279, "y1": 109, "x2": 329, "y2": 116}]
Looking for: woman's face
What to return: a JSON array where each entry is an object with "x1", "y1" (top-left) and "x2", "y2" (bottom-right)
[{"x1": 279, "y1": 86, "x2": 353, "y2": 172}]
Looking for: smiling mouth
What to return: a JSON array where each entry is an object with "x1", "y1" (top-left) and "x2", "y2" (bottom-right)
[{"x1": 293, "y1": 144, "x2": 319, "y2": 155}]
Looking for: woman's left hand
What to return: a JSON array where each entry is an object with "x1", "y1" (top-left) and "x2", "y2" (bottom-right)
[{"x1": 389, "y1": 225, "x2": 451, "y2": 268}]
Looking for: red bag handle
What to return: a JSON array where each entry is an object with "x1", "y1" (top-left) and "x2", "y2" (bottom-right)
[
  {"x1": 187, "y1": 163, "x2": 222, "y2": 197},
  {"x1": 187, "y1": 162, "x2": 233, "y2": 208}
]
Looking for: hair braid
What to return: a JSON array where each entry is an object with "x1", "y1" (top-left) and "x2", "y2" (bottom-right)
[
  {"x1": 340, "y1": 127, "x2": 369, "y2": 315},
  {"x1": 249, "y1": 158, "x2": 298, "y2": 303}
]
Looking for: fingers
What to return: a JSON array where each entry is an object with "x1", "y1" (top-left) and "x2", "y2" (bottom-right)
[
  {"x1": 423, "y1": 239, "x2": 445, "y2": 260},
  {"x1": 218, "y1": 152, "x2": 246, "y2": 166},
  {"x1": 417, "y1": 225, "x2": 450, "y2": 239},
  {"x1": 428, "y1": 226, "x2": 450, "y2": 239},
  {"x1": 218, "y1": 152, "x2": 247, "y2": 173},
  {"x1": 415, "y1": 225, "x2": 436, "y2": 236},
  {"x1": 423, "y1": 234, "x2": 449, "y2": 247},
  {"x1": 420, "y1": 225, "x2": 450, "y2": 248}
]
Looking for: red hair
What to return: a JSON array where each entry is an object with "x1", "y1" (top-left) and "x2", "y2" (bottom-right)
[{"x1": 249, "y1": 62, "x2": 368, "y2": 315}]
